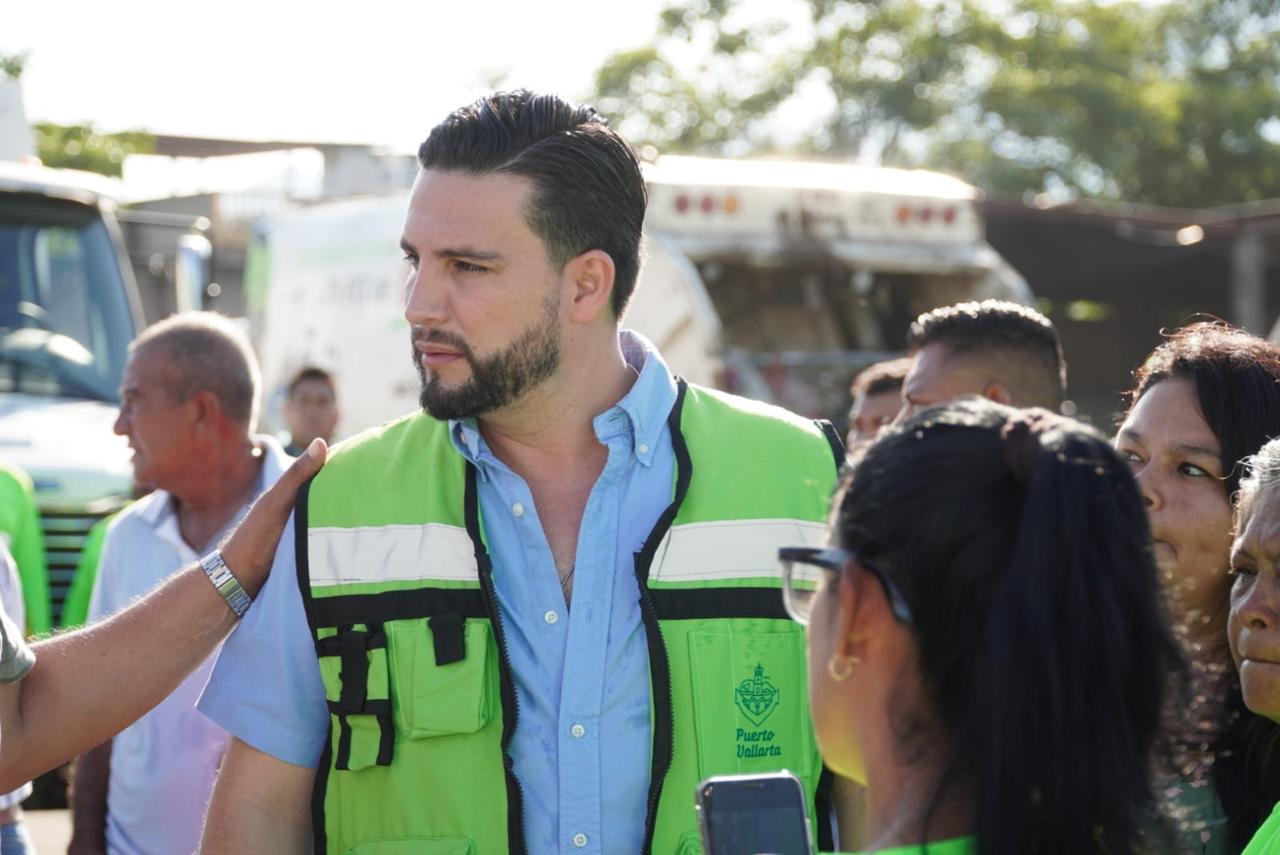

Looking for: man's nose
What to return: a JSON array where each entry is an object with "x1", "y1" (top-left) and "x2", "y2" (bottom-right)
[{"x1": 404, "y1": 267, "x2": 448, "y2": 327}]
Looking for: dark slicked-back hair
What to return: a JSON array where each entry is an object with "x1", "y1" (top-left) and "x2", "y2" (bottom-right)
[
  {"x1": 417, "y1": 90, "x2": 647, "y2": 316},
  {"x1": 1125, "y1": 320, "x2": 1280, "y2": 851},
  {"x1": 908, "y1": 300, "x2": 1066, "y2": 408},
  {"x1": 852, "y1": 356, "x2": 912, "y2": 399}
]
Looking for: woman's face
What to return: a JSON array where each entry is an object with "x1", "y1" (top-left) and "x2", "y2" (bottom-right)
[
  {"x1": 1116, "y1": 378, "x2": 1232, "y2": 633},
  {"x1": 1229, "y1": 486, "x2": 1280, "y2": 723}
]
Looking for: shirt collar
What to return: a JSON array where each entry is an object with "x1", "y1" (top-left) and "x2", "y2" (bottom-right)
[{"x1": 448, "y1": 329, "x2": 678, "y2": 471}]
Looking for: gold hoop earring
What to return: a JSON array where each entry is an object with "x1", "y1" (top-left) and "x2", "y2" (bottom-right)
[{"x1": 827, "y1": 654, "x2": 859, "y2": 682}]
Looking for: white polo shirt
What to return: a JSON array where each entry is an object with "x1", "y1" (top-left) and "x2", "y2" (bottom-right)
[
  {"x1": 88, "y1": 437, "x2": 289, "y2": 855},
  {"x1": 0, "y1": 542, "x2": 32, "y2": 809}
]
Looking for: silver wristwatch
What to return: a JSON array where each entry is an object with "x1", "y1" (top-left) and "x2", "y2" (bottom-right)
[{"x1": 200, "y1": 550, "x2": 253, "y2": 618}]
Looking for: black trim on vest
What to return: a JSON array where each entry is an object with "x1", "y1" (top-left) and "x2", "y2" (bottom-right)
[
  {"x1": 294, "y1": 476, "x2": 330, "y2": 855},
  {"x1": 815, "y1": 418, "x2": 845, "y2": 472},
  {"x1": 648, "y1": 586, "x2": 790, "y2": 620},
  {"x1": 634, "y1": 379, "x2": 692, "y2": 854},
  {"x1": 815, "y1": 765, "x2": 837, "y2": 851},
  {"x1": 310, "y1": 588, "x2": 488, "y2": 627},
  {"x1": 465, "y1": 463, "x2": 528, "y2": 855},
  {"x1": 429, "y1": 612, "x2": 466, "y2": 666},
  {"x1": 334, "y1": 715, "x2": 353, "y2": 772}
]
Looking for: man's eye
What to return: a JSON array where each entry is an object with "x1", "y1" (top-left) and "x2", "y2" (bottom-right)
[
  {"x1": 402, "y1": 253, "x2": 418, "y2": 268},
  {"x1": 1119, "y1": 449, "x2": 1142, "y2": 464},
  {"x1": 1230, "y1": 563, "x2": 1257, "y2": 579},
  {"x1": 454, "y1": 261, "x2": 488, "y2": 274},
  {"x1": 1179, "y1": 462, "x2": 1211, "y2": 477}
]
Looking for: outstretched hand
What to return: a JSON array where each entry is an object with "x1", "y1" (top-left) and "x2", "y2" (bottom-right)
[{"x1": 221, "y1": 439, "x2": 327, "y2": 597}]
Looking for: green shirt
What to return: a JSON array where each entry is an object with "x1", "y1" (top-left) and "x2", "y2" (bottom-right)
[
  {"x1": 60, "y1": 513, "x2": 116, "y2": 629},
  {"x1": 0, "y1": 461, "x2": 49, "y2": 635},
  {"x1": 1244, "y1": 802, "x2": 1280, "y2": 854}
]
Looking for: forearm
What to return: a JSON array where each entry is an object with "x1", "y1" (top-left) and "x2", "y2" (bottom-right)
[
  {"x1": 68, "y1": 740, "x2": 112, "y2": 852},
  {"x1": 0, "y1": 564, "x2": 234, "y2": 789}
]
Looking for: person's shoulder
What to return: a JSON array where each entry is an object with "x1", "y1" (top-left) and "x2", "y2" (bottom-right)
[
  {"x1": 319, "y1": 411, "x2": 448, "y2": 475},
  {"x1": 0, "y1": 460, "x2": 32, "y2": 493},
  {"x1": 685, "y1": 382, "x2": 824, "y2": 433}
]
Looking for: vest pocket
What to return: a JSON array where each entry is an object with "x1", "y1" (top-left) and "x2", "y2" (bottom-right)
[
  {"x1": 343, "y1": 838, "x2": 475, "y2": 855},
  {"x1": 687, "y1": 626, "x2": 815, "y2": 781},
  {"x1": 317, "y1": 623, "x2": 394, "y2": 772},
  {"x1": 387, "y1": 615, "x2": 494, "y2": 739}
]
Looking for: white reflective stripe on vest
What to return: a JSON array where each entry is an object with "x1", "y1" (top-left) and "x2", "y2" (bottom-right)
[
  {"x1": 308, "y1": 523, "x2": 478, "y2": 585},
  {"x1": 650, "y1": 518, "x2": 828, "y2": 583}
]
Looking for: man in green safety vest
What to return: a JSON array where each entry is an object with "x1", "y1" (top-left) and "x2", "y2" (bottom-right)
[{"x1": 199, "y1": 90, "x2": 852, "y2": 855}]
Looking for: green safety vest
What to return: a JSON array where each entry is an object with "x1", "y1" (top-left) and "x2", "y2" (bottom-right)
[{"x1": 298, "y1": 381, "x2": 842, "y2": 855}]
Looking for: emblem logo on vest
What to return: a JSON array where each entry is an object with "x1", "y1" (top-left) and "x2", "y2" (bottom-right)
[{"x1": 735, "y1": 663, "x2": 782, "y2": 759}]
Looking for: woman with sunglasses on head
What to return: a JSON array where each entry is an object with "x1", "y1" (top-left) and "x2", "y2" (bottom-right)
[
  {"x1": 782, "y1": 398, "x2": 1183, "y2": 854},
  {"x1": 1115, "y1": 321, "x2": 1280, "y2": 853},
  {"x1": 1226, "y1": 438, "x2": 1280, "y2": 853}
]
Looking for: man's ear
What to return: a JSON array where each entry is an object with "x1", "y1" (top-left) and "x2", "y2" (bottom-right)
[
  {"x1": 564, "y1": 250, "x2": 616, "y2": 324},
  {"x1": 188, "y1": 390, "x2": 223, "y2": 430},
  {"x1": 983, "y1": 382, "x2": 1015, "y2": 407}
]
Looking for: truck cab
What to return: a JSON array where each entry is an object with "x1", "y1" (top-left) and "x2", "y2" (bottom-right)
[{"x1": 0, "y1": 160, "x2": 139, "y2": 625}]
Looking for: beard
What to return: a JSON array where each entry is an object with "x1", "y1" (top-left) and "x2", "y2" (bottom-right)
[{"x1": 412, "y1": 294, "x2": 561, "y2": 421}]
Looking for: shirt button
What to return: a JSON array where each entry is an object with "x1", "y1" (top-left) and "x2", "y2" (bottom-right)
[
  {"x1": 512, "y1": 502, "x2": 524, "y2": 517},
  {"x1": 572, "y1": 833, "x2": 588, "y2": 848},
  {"x1": 570, "y1": 723, "x2": 586, "y2": 738},
  {"x1": 544, "y1": 610, "x2": 559, "y2": 625},
  {"x1": 637, "y1": 443, "x2": 649, "y2": 455}
]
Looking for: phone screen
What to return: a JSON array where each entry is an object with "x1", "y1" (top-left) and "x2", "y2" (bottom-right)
[{"x1": 700, "y1": 774, "x2": 812, "y2": 855}]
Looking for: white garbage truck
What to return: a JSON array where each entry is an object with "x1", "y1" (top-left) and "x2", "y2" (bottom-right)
[{"x1": 252, "y1": 155, "x2": 1030, "y2": 438}]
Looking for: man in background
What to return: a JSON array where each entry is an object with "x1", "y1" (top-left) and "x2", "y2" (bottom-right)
[
  {"x1": 845, "y1": 357, "x2": 911, "y2": 455},
  {"x1": 68, "y1": 313, "x2": 292, "y2": 855},
  {"x1": 281, "y1": 366, "x2": 339, "y2": 456},
  {"x1": 900, "y1": 299, "x2": 1067, "y2": 419}
]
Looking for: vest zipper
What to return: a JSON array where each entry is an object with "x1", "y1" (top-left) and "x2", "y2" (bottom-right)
[
  {"x1": 635, "y1": 381, "x2": 692, "y2": 854},
  {"x1": 466, "y1": 464, "x2": 529, "y2": 855}
]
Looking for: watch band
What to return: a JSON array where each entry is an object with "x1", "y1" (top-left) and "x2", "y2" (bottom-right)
[{"x1": 200, "y1": 550, "x2": 253, "y2": 618}]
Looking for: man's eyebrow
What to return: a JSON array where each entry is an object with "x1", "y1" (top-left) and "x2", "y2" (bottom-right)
[
  {"x1": 434, "y1": 247, "x2": 506, "y2": 263},
  {"x1": 399, "y1": 237, "x2": 416, "y2": 255}
]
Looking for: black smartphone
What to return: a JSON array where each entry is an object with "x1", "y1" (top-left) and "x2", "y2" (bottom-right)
[{"x1": 695, "y1": 770, "x2": 814, "y2": 855}]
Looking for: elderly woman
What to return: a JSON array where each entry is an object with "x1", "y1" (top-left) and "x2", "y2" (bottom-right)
[
  {"x1": 1115, "y1": 321, "x2": 1280, "y2": 853},
  {"x1": 784, "y1": 399, "x2": 1182, "y2": 854},
  {"x1": 1226, "y1": 438, "x2": 1280, "y2": 853}
]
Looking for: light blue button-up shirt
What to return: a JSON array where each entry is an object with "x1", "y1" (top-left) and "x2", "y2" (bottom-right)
[{"x1": 200, "y1": 331, "x2": 678, "y2": 854}]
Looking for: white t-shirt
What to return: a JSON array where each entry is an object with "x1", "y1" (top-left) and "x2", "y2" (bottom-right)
[
  {"x1": 87, "y1": 438, "x2": 289, "y2": 855},
  {"x1": 0, "y1": 543, "x2": 33, "y2": 808}
]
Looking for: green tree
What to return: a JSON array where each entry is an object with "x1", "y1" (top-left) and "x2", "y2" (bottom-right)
[
  {"x1": 1, "y1": 51, "x2": 27, "y2": 81},
  {"x1": 593, "y1": 0, "x2": 1280, "y2": 207},
  {"x1": 34, "y1": 123, "x2": 154, "y2": 178}
]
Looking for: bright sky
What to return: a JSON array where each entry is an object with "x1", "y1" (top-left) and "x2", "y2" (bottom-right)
[{"x1": 12, "y1": 0, "x2": 670, "y2": 149}]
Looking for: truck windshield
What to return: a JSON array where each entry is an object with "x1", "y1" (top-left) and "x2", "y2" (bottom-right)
[{"x1": 0, "y1": 193, "x2": 135, "y2": 403}]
